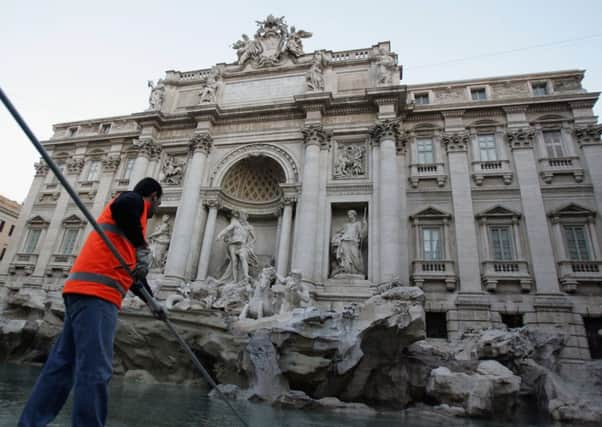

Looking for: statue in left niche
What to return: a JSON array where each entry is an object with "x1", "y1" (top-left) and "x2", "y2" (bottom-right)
[
  {"x1": 148, "y1": 214, "x2": 171, "y2": 270},
  {"x1": 199, "y1": 66, "x2": 222, "y2": 104},
  {"x1": 147, "y1": 79, "x2": 165, "y2": 111}
]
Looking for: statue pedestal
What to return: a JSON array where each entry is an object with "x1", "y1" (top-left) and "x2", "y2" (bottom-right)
[{"x1": 314, "y1": 277, "x2": 373, "y2": 310}]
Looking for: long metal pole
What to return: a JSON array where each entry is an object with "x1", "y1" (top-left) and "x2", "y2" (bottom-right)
[{"x1": 0, "y1": 87, "x2": 249, "y2": 427}]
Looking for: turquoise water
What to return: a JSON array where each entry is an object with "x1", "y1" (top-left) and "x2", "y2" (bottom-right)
[{"x1": 0, "y1": 364, "x2": 564, "y2": 426}]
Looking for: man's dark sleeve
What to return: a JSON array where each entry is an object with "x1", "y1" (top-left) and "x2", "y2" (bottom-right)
[
  {"x1": 130, "y1": 277, "x2": 154, "y2": 303},
  {"x1": 110, "y1": 192, "x2": 146, "y2": 247}
]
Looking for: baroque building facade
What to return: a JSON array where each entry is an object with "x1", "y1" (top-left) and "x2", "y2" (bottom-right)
[
  {"x1": 1, "y1": 16, "x2": 602, "y2": 362},
  {"x1": 0, "y1": 195, "x2": 21, "y2": 264}
]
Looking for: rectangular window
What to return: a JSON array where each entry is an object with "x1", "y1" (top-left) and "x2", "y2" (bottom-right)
[
  {"x1": 422, "y1": 227, "x2": 443, "y2": 260},
  {"x1": 68, "y1": 127, "x2": 78, "y2": 137},
  {"x1": 414, "y1": 93, "x2": 429, "y2": 105},
  {"x1": 60, "y1": 229, "x2": 79, "y2": 255},
  {"x1": 8, "y1": 225, "x2": 15, "y2": 236},
  {"x1": 50, "y1": 164, "x2": 64, "y2": 184},
  {"x1": 0, "y1": 247, "x2": 5, "y2": 261},
  {"x1": 416, "y1": 137, "x2": 434, "y2": 164},
  {"x1": 471, "y1": 88, "x2": 487, "y2": 101},
  {"x1": 23, "y1": 229, "x2": 41, "y2": 253},
  {"x1": 86, "y1": 160, "x2": 101, "y2": 181},
  {"x1": 123, "y1": 158, "x2": 135, "y2": 180},
  {"x1": 532, "y1": 82, "x2": 548, "y2": 96},
  {"x1": 564, "y1": 225, "x2": 591, "y2": 261},
  {"x1": 426, "y1": 312, "x2": 448, "y2": 338},
  {"x1": 490, "y1": 226, "x2": 514, "y2": 260},
  {"x1": 99, "y1": 123, "x2": 111, "y2": 134},
  {"x1": 543, "y1": 130, "x2": 564, "y2": 158},
  {"x1": 478, "y1": 134, "x2": 497, "y2": 161},
  {"x1": 0, "y1": 220, "x2": 4, "y2": 232}
]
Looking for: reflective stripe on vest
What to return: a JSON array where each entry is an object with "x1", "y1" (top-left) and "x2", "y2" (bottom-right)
[
  {"x1": 98, "y1": 222, "x2": 126, "y2": 238},
  {"x1": 67, "y1": 272, "x2": 127, "y2": 297}
]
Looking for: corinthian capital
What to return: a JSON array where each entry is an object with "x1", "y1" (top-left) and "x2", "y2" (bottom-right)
[
  {"x1": 34, "y1": 160, "x2": 49, "y2": 177},
  {"x1": 66, "y1": 157, "x2": 85, "y2": 174},
  {"x1": 190, "y1": 133, "x2": 213, "y2": 154},
  {"x1": 441, "y1": 131, "x2": 470, "y2": 153},
  {"x1": 132, "y1": 137, "x2": 159, "y2": 158},
  {"x1": 102, "y1": 155, "x2": 121, "y2": 172},
  {"x1": 369, "y1": 118, "x2": 401, "y2": 145},
  {"x1": 302, "y1": 124, "x2": 332, "y2": 149},
  {"x1": 505, "y1": 128, "x2": 535, "y2": 150},
  {"x1": 574, "y1": 124, "x2": 602, "y2": 146}
]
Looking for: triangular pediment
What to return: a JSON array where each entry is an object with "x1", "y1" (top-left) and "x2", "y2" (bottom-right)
[
  {"x1": 63, "y1": 214, "x2": 85, "y2": 225},
  {"x1": 552, "y1": 203, "x2": 596, "y2": 217},
  {"x1": 411, "y1": 206, "x2": 451, "y2": 219},
  {"x1": 476, "y1": 205, "x2": 521, "y2": 218},
  {"x1": 27, "y1": 215, "x2": 49, "y2": 226}
]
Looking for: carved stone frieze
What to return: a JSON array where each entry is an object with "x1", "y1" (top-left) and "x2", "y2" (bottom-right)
[
  {"x1": 34, "y1": 160, "x2": 49, "y2": 177},
  {"x1": 334, "y1": 142, "x2": 366, "y2": 178},
  {"x1": 160, "y1": 154, "x2": 185, "y2": 185},
  {"x1": 369, "y1": 118, "x2": 400, "y2": 145},
  {"x1": 442, "y1": 131, "x2": 470, "y2": 153},
  {"x1": 232, "y1": 14, "x2": 312, "y2": 68},
  {"x1": 505, "y1": 128, "x2": 535, "y2": 150},
  {"x1": 502, "y1": 105, "x2": 528, "y2": 114},
  {"x1": 302, "y1": 124, "x2": 332, "y2": 149},
  {"x1": 101, "y1": 155, "x2": 121, "y2": 172},
  {"x1": 66, "y1": 157, "x2": 85, "y2": 174},
  {"x1": 189, "y1": 133, "x2": 213, "y2": 155},
  {"x1": 574, "y1": 124, "x2": 602, "y2": 146}
]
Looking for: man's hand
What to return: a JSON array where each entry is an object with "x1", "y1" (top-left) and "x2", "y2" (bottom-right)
[
  {"x1": 147, "y1": 297, "x2": 167, "y2": 320},
  {"x1": 133, "y1": 246, "x2": 152, "y2": 280}
]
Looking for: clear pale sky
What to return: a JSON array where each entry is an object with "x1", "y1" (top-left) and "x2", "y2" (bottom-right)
[{"x1": 2, "y1": 0, "x2": 601, "y2": 203}]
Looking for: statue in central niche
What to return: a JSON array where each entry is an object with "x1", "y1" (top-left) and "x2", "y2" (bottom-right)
[
  {"x1": 331, "y1": 209, "x2": 368, "y2": 277},
  {"x1": 216, "y1": 210, "x2": 258, "y2": 284}
]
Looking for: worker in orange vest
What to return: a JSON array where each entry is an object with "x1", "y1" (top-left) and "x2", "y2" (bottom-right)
[{"x1": 19, "y1": 177, "x2": 164, "y2": 427}]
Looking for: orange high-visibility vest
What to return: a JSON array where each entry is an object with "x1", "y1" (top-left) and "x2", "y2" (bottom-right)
[{"x1": 63, "y1": 197, "x2": 150, "y2": 309}]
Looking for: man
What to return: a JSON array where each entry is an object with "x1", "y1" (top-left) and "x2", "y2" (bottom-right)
[{"x1": 18, "y1": 177, "x2": 164, "y2": 427}]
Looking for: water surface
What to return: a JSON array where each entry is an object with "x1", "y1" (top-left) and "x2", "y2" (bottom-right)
[{"x1": 0, "y1": 364, "x2": 566, "y2": 426}]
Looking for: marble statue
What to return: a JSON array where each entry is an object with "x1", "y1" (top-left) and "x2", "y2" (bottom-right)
[
  {"x1": 147, "y1": 79, "x2": 165, "y2": 111},
  {"x1": 233, "y1": 34, "x2": 263, "y2": 65},
  {"x1": 239, "y1": 266, "x2": 276, "y2": 320},
  {"x1": 285, "y1": 26, "x2": 312, "y2": 57},
  {"x1": 334, "y1": 144, "x2": 366, "y2": 177},
  {"x1": 374, "y1": 46, "x2": 396, "y2": 86},
  {"x1": 331, "y1": 210, "x2": 368, "y2": 277},
  {"x1": 160, "y1": 154, "x2": 184, "y2": 185},
  {"x1": 216, "y1": 210, "x2": 258, "y2": 284},
  {"x1": 306, "y1": 51, "x2": 326, "y2": 92},
  {"x1": 275, "y1": 270, "x2": 312, "y2": 314},
  {"x1": 199, "y1": 67, "x2": 221, "y2": 104},
  {"x1": 148, "y1": 214, "x2": 171, "y2": 270}
]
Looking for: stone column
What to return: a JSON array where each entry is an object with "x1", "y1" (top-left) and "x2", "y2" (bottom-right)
[
  {"x1": 276, "y1": 198, "x2": 295, "y2": 276},
  {"x1": 0, "y1": 160, "x2": 49, "y2": 276},
  {"x1": 164, "y1": 134, "x2": 212, "y2": 280},
  {"x1": 34, "y1": 155, "x2": 85, "y2": 277},
  {"x1": 370, "y1": 119, "x2": 402, "y2": 283},
  {"x1": 397, "y1": 135, "x2": 410, "y2": 284},
  {"x1": 506, "y1": 128, "x2": 560, "y2": 294},
  {"x1": 442, "y1": 131, "x2": 482, "y2": 293},
  {"x1": 196, "y1": 200, "x2": 219, "y2": 281},
  {"x1": 128, "y1": 138, "x2": 156, "y2": 189},
  {"x1": 291, "y1": 125, "x2": 331, "y2": 281}
]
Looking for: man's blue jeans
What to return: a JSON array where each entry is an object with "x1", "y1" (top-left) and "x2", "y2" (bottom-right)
[{"x1": 18, "y1": 294, "x2": 118, "y2": 427}]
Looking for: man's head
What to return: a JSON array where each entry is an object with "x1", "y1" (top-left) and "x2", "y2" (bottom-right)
[{"x1": 133, "y1": 177, "x2": 162, "y2": 218}]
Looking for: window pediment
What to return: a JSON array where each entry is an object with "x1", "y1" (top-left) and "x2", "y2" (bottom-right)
[
  {"x1": 549, "y1": 203, "x2": 596, "y2": 219},
  {"x1": 62, "y1": 214, "x2": 85, "y2": 227},
  {"x1": 410, "y1": 206, "x2": 451, "y2": 221},
  {"x1": 476, "y1": 205, "x2": 521, "y2": 220},
  {"x1": 27, "y1": 215, "x2": 49, "y2": 227}
]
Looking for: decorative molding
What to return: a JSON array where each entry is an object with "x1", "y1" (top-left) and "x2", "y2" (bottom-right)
[
  {"x1": 34, "y1": 160, "x2": 49, "y2": 177},
  {"x1": 405, "y1": 112, "x2": 443, "y2": 122},
  {"x1": 440, "y1": 109, "x2": 465, "y2": 118},
  {"x1": 441, "y1": 131, "x2": 470, "y2": 153},
  {"x1": 505, "y1": 128, "x2": 535, "y2": 150},
  {"x1": 369, "y1": 118, "x2": 401, "y2": 145},
  {"x1": 66, "y1": 157, "x2": 85, "y2": 174},
  {"x1": 326, "y1": 182, "x2": 373, "y2": 196},
  {"x1": 189, "y1": 133, "x2": 213, "y2": 155},
  {"x1": 132, "y1": 137, "x2": 160, "y2": 158},
  {"x1": 569, "y1": 100, "x2": 596, "y2": 110},
  {"x1": 527, "y1": 103, "x2": 569, "y2": 114},
  {"x1": 302, "y1": 124, "x2": 332, "y2": 149},
  {"x1": 574, "y1": 124, "x2": 602, "y2": 146},
  {"x1": 101, "y1": 155, "x2": 121, "y2": 172},
  {"x1": 502, "y1": 105, "x2": 528, "y2": 114}
]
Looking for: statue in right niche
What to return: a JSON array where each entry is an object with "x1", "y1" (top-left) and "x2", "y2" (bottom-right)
[{"x1": 331, "y1": 209, "x2": 368, "y2": 277}]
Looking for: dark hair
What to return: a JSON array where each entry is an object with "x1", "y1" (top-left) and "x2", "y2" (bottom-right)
[{"x1": 133, "y1": 177, "x2": 163, "y2": 198}]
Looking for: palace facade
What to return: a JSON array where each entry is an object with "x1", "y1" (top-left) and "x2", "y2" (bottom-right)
[{"x1": 2, "y1": 16, "x2": 601, "y2": 362}]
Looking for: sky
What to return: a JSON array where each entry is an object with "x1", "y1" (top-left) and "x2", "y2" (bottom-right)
[{"x1": 2, "y1": 0, "x2": 601, "y2": 203}]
